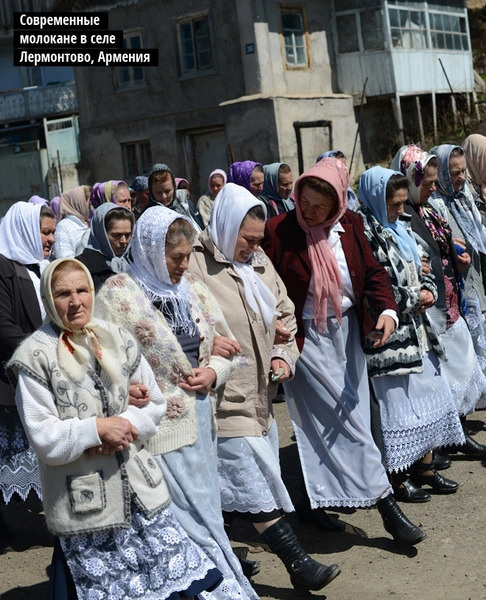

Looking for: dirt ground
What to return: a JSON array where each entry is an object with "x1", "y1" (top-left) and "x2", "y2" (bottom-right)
[{"x1": 1, "y1": 402, "x2": 486, "y2": 600}]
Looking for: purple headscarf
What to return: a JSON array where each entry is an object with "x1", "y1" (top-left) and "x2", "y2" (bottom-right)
[
  {"x1": 227, "y1": 161, "x2": 263, "y2": 192},
  {"x1": 49, "y1": 196, "x2": 60, "y2": 218},
  {"x1": 89, "y1": 180, "x2": 127, "y2": 210},
  {"x1": 28, "y1": 195, "x2": 49, "y2": 205}
]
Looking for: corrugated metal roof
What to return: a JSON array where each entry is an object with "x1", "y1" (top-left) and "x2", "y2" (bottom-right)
[{"x1": 0, "y1": 0, "x2": 138, "y2": 30}]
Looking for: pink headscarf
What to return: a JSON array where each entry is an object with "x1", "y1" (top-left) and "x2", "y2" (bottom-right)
[{"x1": 294, "y1": 158, "x2": 349, "y2": 333}]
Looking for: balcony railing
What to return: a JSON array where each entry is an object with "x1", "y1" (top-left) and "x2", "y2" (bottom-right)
[{"x1": 0, "y1": 81, "x2": 78, "y2": 123}]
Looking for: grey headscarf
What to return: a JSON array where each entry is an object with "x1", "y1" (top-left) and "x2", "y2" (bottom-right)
[{"x1": 86, "y1": 203, "x2": 133, "y2": 273}]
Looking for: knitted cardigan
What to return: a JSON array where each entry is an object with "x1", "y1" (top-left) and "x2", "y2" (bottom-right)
[
  {"x1": 95, "y1": 272, "x2": 234, "y2": 455},
  {"x1": 357, "y1": 206, "x2": 443, "y2": 377},
  {"x1": 8, "y1": 320, "x2": 170, "y2": 537}
]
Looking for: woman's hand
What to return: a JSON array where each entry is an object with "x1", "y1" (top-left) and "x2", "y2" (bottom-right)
[
  {"x1": 95, "y1": 416, "x2": 138, "y2": 451},
  {"x1": 457, "y1": 252, "x2": 471, "y2": 273},
  {"x1": 370, "y1": 314, "x2": 396, "y2": 348},
  {"x1": 179, "y1": 368, "x2": 217, "y2": 394},
  {"x1": 211, "y1": 336, "x2": 241, "y2": 358},
  {"x1": 129, "y1": 383, "x2": 150, "y2": 407},
  {"x1": 274, "y1": 320, "x2": 292, "y2": 345},
  {"x1": 421, "y1": 257, "x2": 431, "y2": 276},
  {"x1": 418, "y1": 290, "x2": 435, "y2": 311},
  {"x1": 270, "y1": 358, "x2": 291, "y2": 383}
]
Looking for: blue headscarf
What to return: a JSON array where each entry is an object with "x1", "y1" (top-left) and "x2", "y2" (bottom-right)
[
  {"x1": 359, "y1": 166, "x2": 421, "y2": 266},
  {"x1": 430, "y1": 144, "x2": 486, "y2": 254}
]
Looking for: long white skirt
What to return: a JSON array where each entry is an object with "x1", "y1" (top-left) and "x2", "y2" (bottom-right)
[
  {"x1": 440, "y1": 316, "x2": 486, "y2": 413},
  {"x1": 217, "y1": 421, "x2": 294, "y2": 515},
  {"x1": 156, "y1": 395, "x2": 258, "y2": 600},
  {"x1": 372, "y1": 349, "x2": 465, "y2": 473},
  {"x1": 284, "y1": 312, "x2": 392, "y2": 509}
]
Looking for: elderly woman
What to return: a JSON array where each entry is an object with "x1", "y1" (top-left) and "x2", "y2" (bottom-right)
[
  {"x1": 8, "y1": 257, "x2": 222, "y2": 600},
  {"x1": 189, "y1": 182, "x2": 340, "y2": 593},
  {"x1": 263, "y1": 158, "x2": 426, "y2": 545},
  {"x1": 95, "y1": 207, "x2": 257, "y2": 600},
  {"x1": 90, "y1": 180, "x2": 132, "y2": 210},
  {"x1": 76, "y1": 204, "x2": 134, "y2": 292},
  {"x1": 391, "y1": 145, "x2": 486, "y2": 462},
  {"x1": 146, "y1": 164, "x2": 204, "y2": 231},
  {"x1": 52, "y1": 187, "x2": 90, "y2": 259},
  {"x1": 227, "y1": 161, "x2": 264, "y2": 198},
  {"x1": 197, "y1": 169, "x2": 227, "y2": 227},
  {"x1": 357, "y1": 166, "x2": 465, "y2": 498},
  {"x1": 260, "y1": 162, "x2": 295, "y2": 218},
  {"x1": 0, "y1": 202, "x2": 56, "y2": 534}
]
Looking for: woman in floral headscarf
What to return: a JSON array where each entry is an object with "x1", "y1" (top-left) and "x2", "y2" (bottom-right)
[
  {"x1": 392, "y1": 145, "x2": 486, "y2": 463},
  {"x1": 95, "y1": 206, "x2": 258, "y2": 600},
  {"x1": 263, "y1": 158, "x2": 426, "y2": 546}
]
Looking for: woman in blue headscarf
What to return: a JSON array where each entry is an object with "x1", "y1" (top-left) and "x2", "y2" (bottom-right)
[
  {"x1": 260, "y1": 162, "x2": 295, "y2": 218},
  {"x1": 357, "y1": 166, "x2": 464, "y2": 498}
]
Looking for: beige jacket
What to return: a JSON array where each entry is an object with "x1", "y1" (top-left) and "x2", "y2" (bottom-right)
[{"x1": 189, "y1": 229, "x2": 299, "y2": 438}]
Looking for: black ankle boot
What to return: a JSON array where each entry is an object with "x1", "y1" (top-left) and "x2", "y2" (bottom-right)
[
  {"x1": 376, "y1": 495, "x2": 427, "y2": 546},
  {"x1": 0, "y1": 511, "x2": 13, "y2": 538},
  {"x1": 410, "y1": 461, "x2": 458, "y2": 494},
  {"x1": 238, "y1": 556, "x2": 261, "y2": 578},
  {"x1": 294, "y1": 494, "x2": 345, "y2": 532},
  {"x1": 261, "y1": 519, "x2": 341, "y2": 591},
  {"x1": 432, "y1": 449, "x2": 451, "y2": 470}
]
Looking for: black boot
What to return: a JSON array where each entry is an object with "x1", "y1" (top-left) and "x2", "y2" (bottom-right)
[
  {"x1": 295, "y1": 493, "x2": 345, "y2": 532},
  {"x1": 0, "y1": 510, "x2": 13, "y2": 538},
  {"x1": 448, "y1": 433, "x2": 486, "y2": 458},
  {"x1": 261, "y1": 518, "x2": 341, "y2": 591},
  {"x1": 410, "y1": 460, "x2": 458, "y2": 494},
  {"x1": 376, "y1": 495, "x2": 427, "y2": 546},
  {"x1": 223, "y1": 512, "x2": 260, "y2": 579},
  {"x1": 432, "y1": 449, "x2": 451, "y2": 470}
]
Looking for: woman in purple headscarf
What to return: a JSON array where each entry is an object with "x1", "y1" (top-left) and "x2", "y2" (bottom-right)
[
  {"x1": 89, "y1": 180, "x2": 131, "y2": 214},
  {"x1": 227, "y1": 161, "x2": 264, "y2": 197}
]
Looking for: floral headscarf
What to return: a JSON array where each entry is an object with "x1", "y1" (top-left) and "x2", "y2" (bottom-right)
[
  {"x1": 391, "y1": 144, "x2": 437, "y2": 205},
  {"x1": 41, "y1": 258, "x2": 123, "y2": 383}
]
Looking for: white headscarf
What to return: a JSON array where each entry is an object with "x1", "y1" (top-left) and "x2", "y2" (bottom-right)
[
  {"x1": 0, "y1": 202, "x2": 44, "y2": 265},
  {"x1": 130, "y1": 206, "x2": 197, "y2": 334},
  {"x1": 209, "y1": 182, "x2": 277, "y2": 329}
]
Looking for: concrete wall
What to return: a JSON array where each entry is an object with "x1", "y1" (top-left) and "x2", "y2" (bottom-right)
[{"x1": 75, "y1": 0, "x2": 362, "y2": 191}]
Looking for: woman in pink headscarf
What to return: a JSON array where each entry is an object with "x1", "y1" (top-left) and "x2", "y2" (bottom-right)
[
  {"x1": 263, "y1": 158, "x2": 426, "y2": 546},
  {"x1": 197, "y1": 169, "x2": 227, "y2": 227}
]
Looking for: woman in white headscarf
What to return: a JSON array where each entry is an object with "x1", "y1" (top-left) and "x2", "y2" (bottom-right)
[
  {"x1": 189, "y1": 182, "x2": 340, "y2": 594},
  {"x1": 9, "y1": 257, "x2": 223, "y2": 600},
  {"x1": 0, "y1": 201, "x2": 56, "y2": 535},
  {"x1": 95, "y1": 206, "x2": 258, "y2": 600},
  {"x1": 76, "y1": 203, "x2": 134, "y2": 292},
  {"x1": 52, "y1": 186, "x2": 90, "y2": 259}
]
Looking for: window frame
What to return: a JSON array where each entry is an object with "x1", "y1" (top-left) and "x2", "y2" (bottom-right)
[
  {"x1": 279, "y1": 4, "x2": 311, "y2": 70},
  {"x1": 115, "y1": 28, "x2": 147, "y2": 91},
  {"x1": 335, "y1": 6, "x2": 385, "y2": 54},
  {"x1": 121, "y1": 140, "x2": 152, "y2": 180},
  {"x1": 176, "y1": 11, "x2": 216, "y2": 79}
]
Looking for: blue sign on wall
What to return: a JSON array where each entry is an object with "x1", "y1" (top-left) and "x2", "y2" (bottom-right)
[{"x1": 245, "y1": 43, "x2": 255, "y2": 55}]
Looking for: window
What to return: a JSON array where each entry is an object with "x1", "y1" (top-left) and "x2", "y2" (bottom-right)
[
  {"x1": 178, "y1": 15, "x2": 213, "y2": 74},
  {"x1": 336, "y1": 9, "x2": 383, "y2": 53},
  {"x1": 389, "y1": 8, "x2": 427, "y2": 49},
  {"x1": 21, "y1": 66, "x2": 43, "y2": 87},
  {"x1": 429, "y1": 11, "x2": 469, "y2": 51},
  {"x1": 280, "y1": 8, "x2": 309, "y2": 67},
  {"x1": 116, "y1": 30, "x2": 145, "y2": 88},
  {"x1": 122, "y1": 141, "x2": 152, "y2": 179}
]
